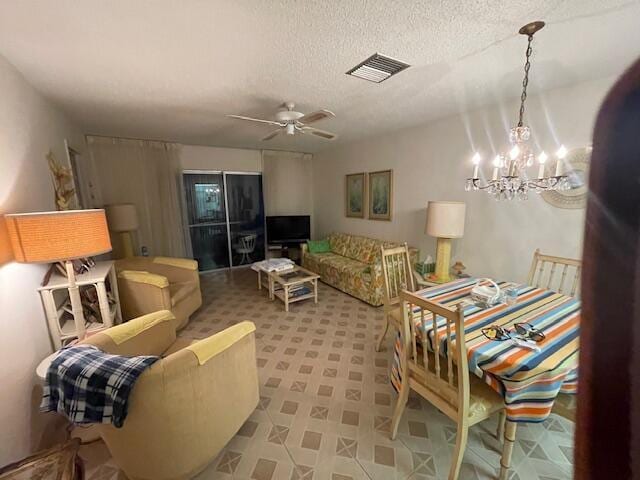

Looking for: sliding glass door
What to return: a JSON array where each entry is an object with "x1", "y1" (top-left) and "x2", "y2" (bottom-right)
[{"x1": 183, "y1": 171, "x2": 265, "y2": 271}]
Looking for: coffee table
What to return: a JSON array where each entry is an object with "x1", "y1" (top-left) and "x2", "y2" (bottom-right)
[{"x1": 268, "y1": 266, "x2": 319, "y2": 312}]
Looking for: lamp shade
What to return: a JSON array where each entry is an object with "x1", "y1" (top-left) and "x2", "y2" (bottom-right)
[
  {"x1": 425, "y1": 201, "x2": 466, "y2": 238},
  {"x1": 105, "y1": 203, "x2": 139, "y2": 232},
  {"x1": 5, "y1": 209, "x2": 112, "y2": 263}
]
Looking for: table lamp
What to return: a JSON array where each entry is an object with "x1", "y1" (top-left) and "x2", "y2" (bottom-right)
[
  {"x1": 5, "y1": 209, "x2": 112, "y2": 339},
  {"x1": 105, "y1": 203, "x2": 138, "y2": 258},
  {"x1": 425, "y1": 201, "x2": 466, "y2": 283}
]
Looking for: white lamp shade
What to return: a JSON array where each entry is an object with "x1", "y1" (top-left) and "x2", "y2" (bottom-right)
[
  {"x1": 105, "y1": 204, "x2": 139, "y2": 232},
  {"x1": 425, "y1": 201, "x2": 466, "y2": 238}
]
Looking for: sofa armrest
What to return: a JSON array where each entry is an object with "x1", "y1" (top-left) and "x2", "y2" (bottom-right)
[
  {"x1": 82, "y1": 310, "x2": 176, "y2": 356},
  {"x1": 301, "y1": 243, "x2": 308, "y2": 255},
  {"x1": 182, "y1": 321, "x2": 256, "y2": 365},
  {"x1": 153, "y1": 256, "x2": 198, "y2": 271},
  {"x1": 117, "y1": 270, "x2": 172, "y2": 321}
]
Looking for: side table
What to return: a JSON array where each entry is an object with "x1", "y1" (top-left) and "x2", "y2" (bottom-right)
[{"x1": 38, "y1": 261, "x2": 122, "y2": 349}]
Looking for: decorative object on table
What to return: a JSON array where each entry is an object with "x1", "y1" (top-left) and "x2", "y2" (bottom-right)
[
  {"x1": 37, "y1": 260, "x2": 122, "y2": 349},
  {"x1": 253, "y1": 258, "x2": 296, "y2": 293},
  {"x1": 6, "y1": 209, "x2": 112, "y2": 342},
  {"x1": 46, "y1": 150, "x2": 78, "y2": 211},
  {"x1": 345, "y1": 172, "x2": 366, "y2": 218},
  {"x1": 425, "y1": 201, "x2": 466, "y2": 283},
  {"x1": 415, "y1": 255, "x2": 435, "y2": 276},
  {"x1": 368, "y1": 169, "x2": 393, "y2": 220},
  {"x1": 470, "y1": 278, "x2": 502, "y2": 307},
  {"x1": 0, "y1": 438, "x2": 83, "y2": 480},
  {"x1": 105, "y1": 203, "x2": 139, "y2": 258},
  {"x1": 452, "y1": 260, "x2": 467, "y2": 277},
  {"x1": 464, "y1": 21, "x2": 571, "y2": 200},
  {"x1": 77, "y1": 311, "x2": 259, "y2": 480},
  {"x1": 541, "y1": 147, "x2": 591, "y2": 209}
]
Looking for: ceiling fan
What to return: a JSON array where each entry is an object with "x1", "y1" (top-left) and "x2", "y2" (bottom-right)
[{"x1": 226, "y1": 102, "x2": 337, "y2": 141}]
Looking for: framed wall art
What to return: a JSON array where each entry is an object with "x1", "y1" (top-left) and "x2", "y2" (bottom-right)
[
  {"x1": 345, "y1": 172, "x2": 366, "y2": 218},
  {"x1": 368, "y1": 169, "x2": 393, "y2": 221}
]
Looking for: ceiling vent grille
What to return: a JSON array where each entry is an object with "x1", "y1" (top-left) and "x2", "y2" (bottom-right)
[{"x1": 346, "y1": 53, "x2": 410, "y2": 83}]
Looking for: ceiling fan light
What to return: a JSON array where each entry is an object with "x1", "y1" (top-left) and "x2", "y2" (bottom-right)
[{"x1": 286, "y1": 124, "x2": 295, "y2": 135}]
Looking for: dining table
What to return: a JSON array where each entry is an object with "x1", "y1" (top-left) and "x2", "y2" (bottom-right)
[{"x1": 389, "y1": 277, "x2": 580, "y2": 477}]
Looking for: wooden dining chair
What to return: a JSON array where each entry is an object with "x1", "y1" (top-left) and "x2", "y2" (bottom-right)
[
  {"x1": 552, "y1": 393, "x2": 577, "y2": 422},
  {"x1": 391, "y1": 290, "x2": 512, "y2": 480},
  {"x1": 527, "y1": 248, "x2": 582, "y2": 297},
  {"x1": 375, "y1": 243, "x2": 415, "y2": 352}
]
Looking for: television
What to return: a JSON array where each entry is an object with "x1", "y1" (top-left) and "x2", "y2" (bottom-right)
[{"x1": 266, "y1": 215, "x2": 310, "y2": 244}]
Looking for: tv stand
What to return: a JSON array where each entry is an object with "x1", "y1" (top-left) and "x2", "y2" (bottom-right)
[{"x1": 267, "y1": 240, "x2": 308, "y2": 265}]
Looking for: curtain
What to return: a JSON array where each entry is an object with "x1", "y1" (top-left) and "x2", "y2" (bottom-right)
[{"x1": 87, "y1": 136, "x2": 186, "y2": 258}]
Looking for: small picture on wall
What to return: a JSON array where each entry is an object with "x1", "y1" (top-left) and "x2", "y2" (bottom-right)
[
  {"x1": 368, "y1": 169, "x2": 393, "y2": 221},
  {"x1": 345, "y1": 172, "x2": 366, "y2": 218}
]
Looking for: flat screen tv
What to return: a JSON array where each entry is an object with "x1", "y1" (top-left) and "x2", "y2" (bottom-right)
[{"x1": 266, "y1": 215, "x2": 310, "y2": 244}]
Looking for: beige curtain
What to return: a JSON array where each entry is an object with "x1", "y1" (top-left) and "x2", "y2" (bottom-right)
[{"x1": 87, "y1": 136, "x2": 186, "y2": 257}]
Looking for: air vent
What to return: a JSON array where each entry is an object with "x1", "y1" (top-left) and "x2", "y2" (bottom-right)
[{"x1": 346, "y1": 53, "x2": 410, "y2": 83}]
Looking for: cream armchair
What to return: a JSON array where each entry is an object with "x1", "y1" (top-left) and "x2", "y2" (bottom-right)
[
  {"x1": 82, "y1": 310, "x2": 259, "y2": 480},
  {"x1": 115, "y1": 256, "x2": 202, "y2": 331}
]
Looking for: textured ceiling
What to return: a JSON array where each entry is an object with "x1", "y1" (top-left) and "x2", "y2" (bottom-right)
[{"x1": 0, "y1": 0, "x2": 638, "y2": 153}]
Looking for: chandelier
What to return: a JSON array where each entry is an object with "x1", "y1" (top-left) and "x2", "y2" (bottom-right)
[{"x1": 465, "y1": 21, "x2": 570, "y2": 200}]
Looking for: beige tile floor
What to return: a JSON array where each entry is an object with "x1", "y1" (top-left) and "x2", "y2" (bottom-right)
[{"x1": 83, "y1": 268, "x2": 574, "y2": 480}]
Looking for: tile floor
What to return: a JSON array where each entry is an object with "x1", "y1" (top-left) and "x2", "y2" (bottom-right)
[{"x1": 83, "y1": 268, "x2": 574, "y2": 480}]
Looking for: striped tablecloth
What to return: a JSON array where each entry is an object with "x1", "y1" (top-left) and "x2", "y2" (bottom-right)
[{"x1": 390, "y1": 278, "x2": 580, "y2": 422}]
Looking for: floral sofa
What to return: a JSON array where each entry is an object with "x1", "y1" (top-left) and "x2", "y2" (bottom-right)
[{"x1": 301, "y1": 232, "x2": 418, "y2": 306}]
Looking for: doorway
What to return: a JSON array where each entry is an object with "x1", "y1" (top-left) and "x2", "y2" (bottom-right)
[{"x1": 182, "y1": 171, "x2": 265, "y2": 271}]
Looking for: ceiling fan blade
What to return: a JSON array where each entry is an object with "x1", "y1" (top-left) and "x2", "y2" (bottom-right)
[
  {"x1": 298, "y1": 109, "x2": 335, "y2": 125},
  {"x1": 300, "y1": 126, "x2": 337, "y2": 140},
  {"x1": 226, "y1": 114, "x2": 283, "y2": 126},
  {"x1": 262, "y1": 129, "x2": 282, "y2": 141}
]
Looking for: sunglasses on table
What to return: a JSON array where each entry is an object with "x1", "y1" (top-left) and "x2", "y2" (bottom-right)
[{"x1": 482, "y1": 322, "x2": 546, "y2": 346}]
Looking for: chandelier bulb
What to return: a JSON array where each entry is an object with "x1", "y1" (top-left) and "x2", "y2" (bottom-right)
[
  {"x1": 556, "y1": 145, "x2": 567, "y2": 159},
  {"x1": 509, "y1": 146, "x2": 520, "y2": 160},
  {"x1": 472, "y1": 152, "x2": 481, "y2": 165},
  {"x1": 538, "y1": 152, "x2": 548, "y2": 164}
]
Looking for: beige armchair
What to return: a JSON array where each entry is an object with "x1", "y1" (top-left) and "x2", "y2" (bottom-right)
[
  {"x1": 82, "y1": 310, "x2": 259, "y2": 480},
  {"x1": 115, "y1": 256, "x2": 202, "y2": 331}
]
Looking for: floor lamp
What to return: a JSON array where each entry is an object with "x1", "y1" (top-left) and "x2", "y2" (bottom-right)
[
  {"x1": 425, "y1": 201, "x2": 466, "y2": 283},
  {"x1": 5, "y1": 209, "x2": 112, "y2": 340},
  {"x1": 105, "y1": 204, "x2": 138, "y2": 258}
]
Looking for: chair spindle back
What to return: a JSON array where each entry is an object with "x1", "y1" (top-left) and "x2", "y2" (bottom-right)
[
  {"x1": 527, "y1": 249, "x2": 582, "y2": 297},
  {"x1": 380, "y1": 243, "x2": 415, "y2": 307},
  {"x1": 399, "y1": 290, "x2": 469, "y2": 418}
]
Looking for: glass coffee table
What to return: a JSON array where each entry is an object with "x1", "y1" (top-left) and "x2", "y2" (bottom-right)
[{"x1": 268, "y1": 266, "x2": 320, "y2": 312}]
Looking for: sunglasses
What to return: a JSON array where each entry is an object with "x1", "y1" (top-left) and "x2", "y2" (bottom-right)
[{"x1": 482, "y1": 322, "x2": 546, "y2": 343}]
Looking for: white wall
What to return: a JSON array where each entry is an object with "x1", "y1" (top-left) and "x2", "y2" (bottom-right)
[
  {"x1": 180, "y1": 144, "x2": 262, "y2": 172},
  {"x1": 313, "y1": 77, "x2": 615, "y2": 283},
  {"x1": 262, "y1": 150, "x2": 313, "y2": 217},
  {"x1": 0, "y1": 55, "x2": 84, "y2": 464}
]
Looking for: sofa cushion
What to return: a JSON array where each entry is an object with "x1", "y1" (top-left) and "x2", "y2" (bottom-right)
[
  {"x1": 328, "y1": 232, "x2": 351, "y2": 257},
  {"x1": 307, "y1": 239, "x2": 331, "y2": 253},
  {"x1": 345, "y1": 236, "x2": 378, "y2": 264},
  {"x1": 169, "y1": 281, "x2": 198, "y2": 307}
]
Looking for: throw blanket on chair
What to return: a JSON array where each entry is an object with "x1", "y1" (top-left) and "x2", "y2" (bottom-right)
[{"x1": 41, "y1": 345, "x2": 159, "y2": 428}]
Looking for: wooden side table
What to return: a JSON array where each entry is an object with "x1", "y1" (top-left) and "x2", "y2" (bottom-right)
[
  {"x1": 37, "y1": 261, "x2": 122, "y2": 349},
  {"x1": 269, "y1": 266, "x2": 319, "y2": 312}
]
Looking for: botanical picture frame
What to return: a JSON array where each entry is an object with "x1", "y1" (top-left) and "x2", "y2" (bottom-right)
[
  {"x1": 368, "y1": 169, "x2": 393, "y2": 221},
  {"x1": 345, "y1": 172, "x2": 366, "y2": 218}
]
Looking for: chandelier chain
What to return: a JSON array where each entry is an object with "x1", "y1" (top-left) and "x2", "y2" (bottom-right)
[{"x1": 518, "y1": 34, "x2": 534, "y2": 127}]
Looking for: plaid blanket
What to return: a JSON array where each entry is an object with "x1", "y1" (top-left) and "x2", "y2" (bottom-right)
[{"x1": 41, "y1": 345, "x2": 159, "y2": 428}]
